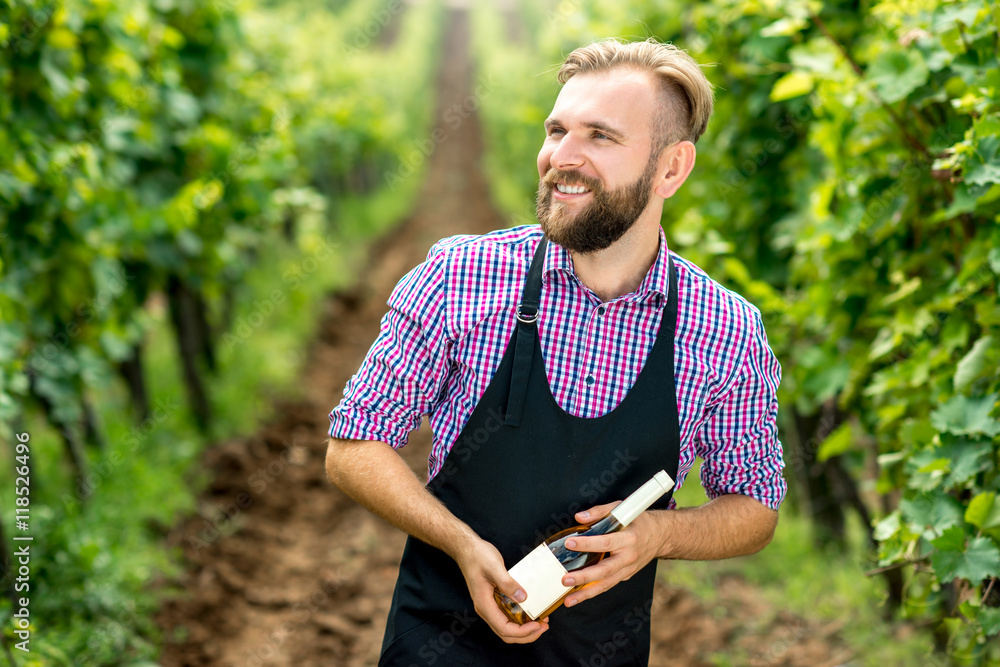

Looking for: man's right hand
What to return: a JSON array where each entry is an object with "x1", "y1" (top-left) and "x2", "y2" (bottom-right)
[
  {"x1": 453, "y1": 537, "x2": 550, "y2": 644},
  {"x1": 326, "y1": 438, "x2": 548, "y2": 643}
]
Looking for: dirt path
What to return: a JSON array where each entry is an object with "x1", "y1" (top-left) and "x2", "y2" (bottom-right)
[{"x1": 156, "y1": 9, "x2": 849, "y2": 667}]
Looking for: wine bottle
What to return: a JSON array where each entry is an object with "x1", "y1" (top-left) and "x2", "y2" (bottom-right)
[{"x1": 493, "y1": 470, "x2": 674, "y2": 624}]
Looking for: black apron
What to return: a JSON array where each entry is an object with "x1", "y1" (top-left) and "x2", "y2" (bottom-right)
[{"x1": 379, "y1": 235, "x2": 681, "y2": 666}]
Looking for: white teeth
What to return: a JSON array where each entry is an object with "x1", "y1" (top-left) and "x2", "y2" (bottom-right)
[{"x1": 556, "y1": 183, "x2": 589, "y2": 194}]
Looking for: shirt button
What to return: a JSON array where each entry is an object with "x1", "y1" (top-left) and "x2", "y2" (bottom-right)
[
  {"x1": 597, "y1": 306, "x2": 606, "y2": 316},
  {"x1": 585, "y1": 375, "x2": 595, "y2": 386}
]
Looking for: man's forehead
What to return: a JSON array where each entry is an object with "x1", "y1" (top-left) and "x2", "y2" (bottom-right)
[{"x1": 547, "y1": 68, "x2": 656, "y2": 135}]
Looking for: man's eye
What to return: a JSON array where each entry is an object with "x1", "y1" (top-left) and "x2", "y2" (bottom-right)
[
  {"x1": 548, "y1": 128, "x2": 565, "y2": 136},
  {"x1": 594, "y1": 132, "x2": 612, "y2": 141}
]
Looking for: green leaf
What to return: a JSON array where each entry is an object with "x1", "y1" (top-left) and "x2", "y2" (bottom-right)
[
  {"x1": 955, "y1": 335, "x2": 994, "y2": 392},
  {"x1": 881, "y1": 277, "x2": 922, "y2": 306},
  {"x1": 965, "y1": 134, "x2": 1000, "y2": 187},
  {"x1": 967, "y1": 492, "x2": 1000, "y2": 530},
  {"x1": 932, "y1": 3, "x2": 986, "y2": 33},
  {"x1": 99, "y1": 330, "x2": 133, "y2": 362},
  {"x1": 817, "y1": 422, "x2": 854, "y2": 461},
  {"x1": 877, "y1": 452, "x2": 907, "y2": 467},
  {"x1": 981, "y1": 606, "x2": 1000, "y2": 637},
  {"x1": 788, "y1": 40, "x2": 841, "y2": 75},
  {"x1": 931, "y1": 536, "x2": 1000, "y2": 583},
  {"x1": 40, "y1": 54, "x2": 74, "y2": 101},
  {"x1": 929, "y1": 183, "x2": 979, "y2": 223},
  {"x1": 867, "y1": 49, "x2": 930, "y2": 104},
  {"x1": 912, "y1": 459, "x2": 949, "y2": 491},
  {"x1": 771, "y1": 71, "x2": 815, "y2": 102},
  {"x1": 989, "y1": 247, "x2": 1000, "y2": 275},
  {"x1": 931, "y1": 524, "x2": 967, "y2": 552},
  {"x1": 801, "y1": 360, "x2": 851, "y2": 404},
  {"x1": 760, "y1": 17, "x2": 809, "y2": 37},
  {"x1": 899, "y1": 418, "x2": 937, "y2": 448},
  {"x1": 939, "y1": 438, "x2": 993, "y2": 487},
  {"x1": 930, "y1": 393, "x2": 1000, "y2": 437},
  {"x1": 868, "y1": 327, "x2": 900, "y2": 360},
  {"x1": 901, "y1": 491, "x2": 965, "y2": 536},
  {"x1": 873, "y1": 512, "x2": 901, "y2": 541}
]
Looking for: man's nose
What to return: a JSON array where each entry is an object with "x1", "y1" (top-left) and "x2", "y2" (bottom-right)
[{"x1": 548, "y1": 133, "x2": 585, "y2": 170}]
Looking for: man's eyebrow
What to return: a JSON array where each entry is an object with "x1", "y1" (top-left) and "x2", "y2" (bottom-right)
[{"x1": 544, "y1": 118, "x2": 627, "y2": 141}]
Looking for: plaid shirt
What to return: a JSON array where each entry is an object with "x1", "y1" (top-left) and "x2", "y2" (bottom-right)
[{"x1": 329, "y1": 225, "x2": 786, "y2": 510}]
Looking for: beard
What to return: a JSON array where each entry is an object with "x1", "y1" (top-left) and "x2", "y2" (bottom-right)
[{"x1": 536, "y1": 158, "x2": 657, "y2": 254}]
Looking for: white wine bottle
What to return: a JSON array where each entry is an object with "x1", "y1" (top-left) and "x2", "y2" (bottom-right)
[{"x1": 493, "y1": 470, "x2": 674, "y2": 624}]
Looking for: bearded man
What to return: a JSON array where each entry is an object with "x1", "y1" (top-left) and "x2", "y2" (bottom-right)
[{"x1": 326, "y1": 38, "x2": 787, "y2": 666}]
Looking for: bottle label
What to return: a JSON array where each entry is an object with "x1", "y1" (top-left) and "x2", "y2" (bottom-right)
[{"x1": 508, "y1": 544, "x2": 572, "y2": 620}]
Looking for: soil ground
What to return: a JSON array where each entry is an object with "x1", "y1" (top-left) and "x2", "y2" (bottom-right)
[{"x1": 156, "y1": 9, "x2": 850, "y2": 667}]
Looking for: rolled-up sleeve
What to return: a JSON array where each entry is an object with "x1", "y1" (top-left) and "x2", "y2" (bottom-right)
[
  {"x1": 328, "y1": 245, "x2": 451, "y2": 449},
  {"x1": 696, "y1": 312, "x2": 786, "y2": 510}
]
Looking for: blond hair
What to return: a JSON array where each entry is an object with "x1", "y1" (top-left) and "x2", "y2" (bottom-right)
[{"x1": 557, "y1": 38, "x2": 715, "y2": 152}]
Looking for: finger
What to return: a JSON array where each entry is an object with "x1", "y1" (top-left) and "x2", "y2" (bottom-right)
[
  {"x1": 481, "y1": 601, "x2": 549, "y2": 644},
  {"x1": 496, "y1": 571, "x2": 527, "y2": 606},
  {"x1": 502, "y1": 617, "x2": 550, "y2": 644},
  {"x1": 575, "y1": 500, "x2": 622, "y2": 523},
  {"x1": 478, "y1": 590, "x2": 538, "y2": 634},
  {"x1": 474, "y1": 583, "x2": 544, "y2": 642},
  {"x1": 564, "y1": 578, "x2": 616, "y2": 608},
  {"x1": 561, "y1": 551, "x2": 630, "y2": 588},
  {"x1": 563, "y1": 531, "x2": 624, "y2": 554}
]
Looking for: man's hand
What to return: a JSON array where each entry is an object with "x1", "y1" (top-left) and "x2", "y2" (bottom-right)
[
  {"x1": 452, "y1": 537, "x2": 550, "y2": 643},
  {"x1": 326, "y1": 438, "x2": 548, "y2": 642},
  {"x1": 558, "y1": 493, "x2": 779, "y2": 609},
  {"x1": 556, "y1": 501, "x2": 662, "y2": 609}
]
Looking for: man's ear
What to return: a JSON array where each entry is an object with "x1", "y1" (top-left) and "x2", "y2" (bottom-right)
[{"x1": 653, "y1": 141, "x2": 696, "y2": 200}]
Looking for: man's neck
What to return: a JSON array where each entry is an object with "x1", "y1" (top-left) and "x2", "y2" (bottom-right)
[{"x1": 569, "y1": 217, "x2": 662, "y2": 303}]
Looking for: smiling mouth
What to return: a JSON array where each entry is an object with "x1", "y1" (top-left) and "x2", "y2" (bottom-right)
[{"x1": 554, "y1": 183, "x2": 591, "y2": 195}]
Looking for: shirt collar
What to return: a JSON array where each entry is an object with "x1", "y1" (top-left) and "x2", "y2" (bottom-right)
[{"x1": 542, "y1": 225, "x2": 671, "y2": 304}]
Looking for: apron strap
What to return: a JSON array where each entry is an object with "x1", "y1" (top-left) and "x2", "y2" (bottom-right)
[
  {"x1": 505, "y1": 236, "x2": 548, "y2": 426},
  {"x1": 665, "y1": 256, "x2": 678, "y2": 338}
]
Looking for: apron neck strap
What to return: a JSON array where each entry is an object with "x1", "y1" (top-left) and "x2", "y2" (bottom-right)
[
  {"x1": 516, "y1": 236, "x2": 547, "y2": 323},
  {"x1": 505, "y1": 236, "x2": 548, "y2": 426}
]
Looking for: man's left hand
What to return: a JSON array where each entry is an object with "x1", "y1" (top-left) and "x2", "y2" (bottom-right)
[{"x1": 557, "y1": 501, "x2": 665, "y2": 608}]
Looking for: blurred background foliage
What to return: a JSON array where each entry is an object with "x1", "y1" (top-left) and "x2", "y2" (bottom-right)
[
  {"x1": 0, "y1": 0, "x2": 998, "y2": 663},
  {"x1": 0, "y1": 0, "x2": 441, "y2": 661}
]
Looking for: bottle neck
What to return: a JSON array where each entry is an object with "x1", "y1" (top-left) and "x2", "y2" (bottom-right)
[
  {"x1": 609, "y1": 471, "x2": 674, "y2": 526},
  {"x1": 582, "y1": 514, "x2": 622, "y2": 536}
]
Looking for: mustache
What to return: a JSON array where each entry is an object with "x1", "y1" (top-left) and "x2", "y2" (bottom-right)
[{"x1": 541, "y1": 169, "x2": 602, "y2": 193}]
